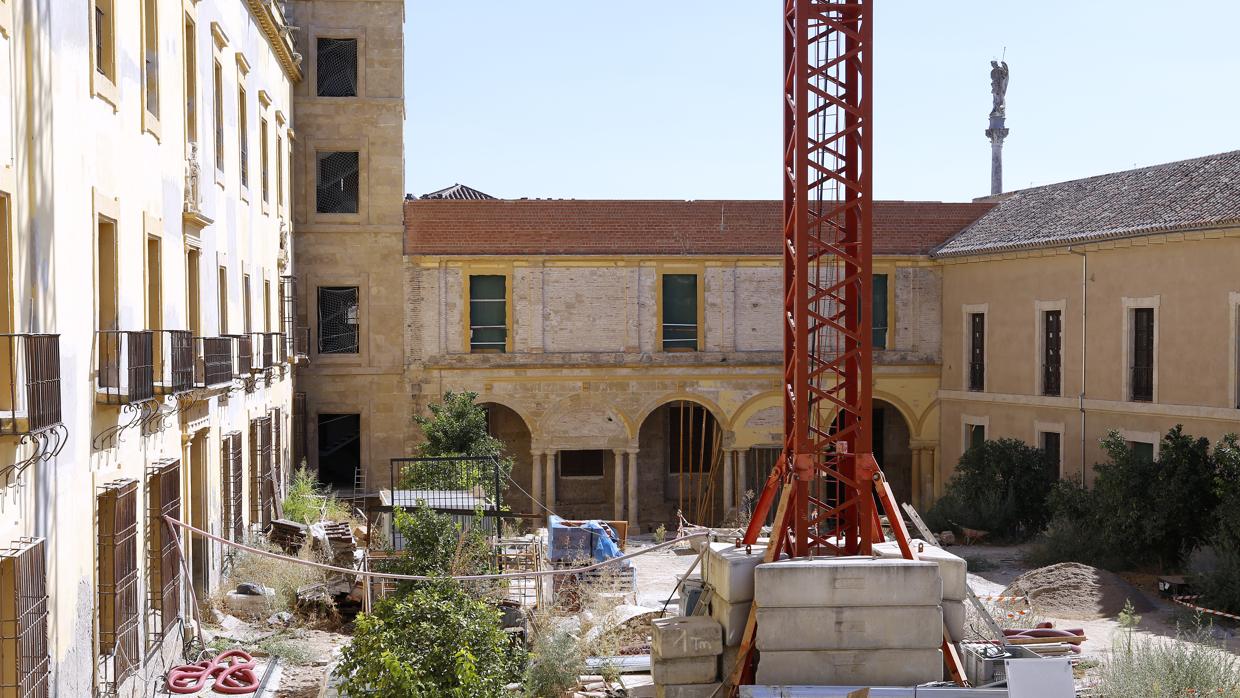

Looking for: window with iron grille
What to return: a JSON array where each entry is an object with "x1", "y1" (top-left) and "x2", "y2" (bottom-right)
[
  {"x1": 280, "y1": 276, "x2": 297, "y2": 357},
  {"x1": 968, "y1": 313, "x2": 985, "y2": 392},
  {"x1": 662, "y1": 274, "x2": 698, "y2": 351},
  {"x1": 146, "y1": 460, "x2": 180, "y2": 647},
  {"x1": 1130, "y1": 307, "x2": 1155, "y2": 402},
  {"x1": 872, "y1": 273, "x2": 889, "y2": 349},
  {"x1": 317, "y1": 287, "x2": 359, "y2": 354},
  {"x1": 0, "y1": 537, "x2": 49, "y2": 698},
  {"x1": 238, "y1": 87, "x2": 248, "y2": 188},
  {"x1": 315, "y1": 151, "x2": 359, "y2": 214},
  {"x1": 97, "y1": 479, "x2": 139, "y2": 691},
  {"x1": 221, "y1": 433, "x2": 244, "y2": 541},
  {"x1": 468, "y1": 276, "x2": 506, "y2": 353},
  {"x1": 250, "y1": 417, "x2": 274, "y2": 529},
  {"x1": 316, "y1": 38, "x2": 358, "y2": 97},
  {"x1": 1042, "y1": 310, "x2": 1062, "y2": 397}
]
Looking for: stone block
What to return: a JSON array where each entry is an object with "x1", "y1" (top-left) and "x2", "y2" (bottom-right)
[
  {"x1": 755, "y1": 648, "x2": 943, "y2": 686},
  {"x1": 755, "y1": 605, "x2": 943, "y2": 651},
  {"x1": 720, "y1": 643, "x2": 742, "y2": 680},
  {"x1": 708, "y1": 596, "x2": 751, "y2": 646},
  {"x1": 652, "y1": 616, "x2": 723, "y2": 659},
  {"x1": 873, "y1": 539, "x2": 968, "y2": 601},
  {"x1": 943, "y1": 599, "x2": 965, "y2": 641},
  {"x1": 754, "y1": 557, "x2": 941, "y2": 608},
  {"x1": 703, "y1": 542, "x2": 774, "y2": 603},
  {"x1": 651, "y1": 652, "x2": 718, "y2": 686},
  {"x1": 656, "y1": 684, "x2": 721, "y2": 698}
]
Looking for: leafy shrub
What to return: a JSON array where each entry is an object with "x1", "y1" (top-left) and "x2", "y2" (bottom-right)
[
  {"x1": 522, "y1": 625, "x2": 585, "y2": 698},
  {"x1": 282, "y1": 465, "x2": 350, "y2": 524},
  {"x1": 371, "y1": 503, "x2": 498, "y2": 599},
  {"x1": 924, "y1": 438, "x2": 1057, "y2": 541},
  {"x1": 402, "y1": 391, "x2": 514, "y2": 499},
  {"x1": 1195, "y1": 435, "x2": 1240, "y2": 611},
  {"x1": 336, "y1": 581, "x2": 524, "y2": 698}
]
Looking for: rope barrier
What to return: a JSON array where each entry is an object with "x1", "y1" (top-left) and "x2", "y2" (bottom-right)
[{"x1": 163, "y1": 516, "x2": 707, "y2": 582}]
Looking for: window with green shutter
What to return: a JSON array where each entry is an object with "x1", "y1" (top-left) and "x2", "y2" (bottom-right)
[
  {"x1": 469, "y1": 275, "x2": 507, "y2": 353},
  {"x1": 872, "y1": 273, "x2": 889, "y2": 349},
  {"x1": 662, "y1": 274, "x2": 698, "y2": 351}
]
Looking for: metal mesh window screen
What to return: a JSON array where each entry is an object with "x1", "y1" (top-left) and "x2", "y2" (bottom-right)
[
  {"x1": 468, "y1": 276, "x2": 506, "y2": 353},
  {"x1": 97, "y1": 480, "x2": 139, "y2": 690},
  {"x1": 315, "y1": 151, "x2": 359, "y2": 214},
  {"x1": 0, "y1": 538, "x2": 50, "y2": 698},
  {"x1": 316, "y1": 38, "x2": 357, "y2": 97},
  {"x1": 146, "y1": 460, "x2": 180, "y2": 646},
  {"x1": 317, "y1": 287, "x2": 359, "y2": 354}
]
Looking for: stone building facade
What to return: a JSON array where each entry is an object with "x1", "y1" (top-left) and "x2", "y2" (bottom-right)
[{"x1": 400, "y1": 199, "x2": 992, "y2": 529}]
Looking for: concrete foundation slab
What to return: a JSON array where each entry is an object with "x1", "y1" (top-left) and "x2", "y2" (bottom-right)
[
  {"x1": 943, "y1": 599, "x2": 965, "y2": 641},
  {"x1": 755, "y1": 648, "x2": 943, "y2": 686},
  {"x1": 652, "y1": 616, "x2": 723, "y2": 659},
  {"x1": 754, "y1": 557, "x2": 942, "y2": 608},
  {"x1": 709, "y1": 596, "x2": 751, "y2": 646},
  {"x1": 656, "y1": 683, "x2": 722, "y2": 698},
  {"x1": 703, "y1": 543, "x2": 772, "y2": 603},
  {"x1": 651, "y1": 652, "x2": 719, "y2": 686},
  {"x1": 755, "y1": 605, "x2": 943, "y2": 651},
  {"x1": 873, "y1": 540, "x2": 967, "y2": 601}
]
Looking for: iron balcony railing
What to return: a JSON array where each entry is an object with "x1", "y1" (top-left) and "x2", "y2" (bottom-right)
[
  {"x1": 227, "y1": 334, "x2": 253, "y2": 375},
  {"x1": 252, "y1": 332, "x2": 274, "y2": 370},
  {"x1": 97, "y1": 331, "x2": 155, "y2": 405},
  {"x1": 265, "y1": 332, "x2": 287, "y2": 365},
  {"x1": 293, "y1": 327, "x2": 310, "y2": 360},
  {"x1": 194, "y1": 337, "x2": 234, "y2": 388},
  {"x1": 0, "y1": 334, "x2": 61, "y2": 435},
  {"x1": 155, "y1": 330, "x2": 194, "y2": 395}
]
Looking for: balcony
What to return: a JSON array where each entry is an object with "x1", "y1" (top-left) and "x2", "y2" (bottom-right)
[
  {"x1": 194, "y1": 337, "x2": 234, "y2": 389},
  {"x1": 292, "y1": 327, "x2": 310, "y2": 362},
  {"x1": 0, "y1": 334, "x2": 62, "y2": 435},
  {"x1": 96, "y1": 331, "x2": 155, "y2": 405},
  {"x1": 253, "y1": 332, "x2": 275, "y2": 371},
  {"x1": 154, "y1": 330, "x2": 193, "y2": 396},
  {"x1": 228, "y1": 334, "x2": 253, "y2": 375}
]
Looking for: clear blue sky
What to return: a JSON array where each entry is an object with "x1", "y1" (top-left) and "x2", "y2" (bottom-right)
[{"x1": 404, "y1": 1, "x2": 1240, "y2": 202}]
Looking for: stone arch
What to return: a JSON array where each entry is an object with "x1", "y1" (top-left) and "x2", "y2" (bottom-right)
[
  {"x1": 872, "y1": 397, "x2": 915, "y2": 506},
  {"x1": 729, "y1": 390, "x2": 783, "y2": 450},
  {"x1": 635, "y1": 396, "x2": 731, "y2": 528},
  {"x1": 634, "y1": 392, "x2": 730, "y2": 441},
  {"x1": 870, "y1": 389, "x2": 920, "y2": 437},
  {"x1": 479, "y1": 401, "x2": 536, "y2": 514},
  {"x1": 537, "y1": 394, "x2": 631, "y2": 450}
]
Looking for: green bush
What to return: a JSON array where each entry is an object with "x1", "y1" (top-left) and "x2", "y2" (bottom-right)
[
  {"x1": 336, "y1": 581, "x2": 525, "y2": 698},
  {"x1": 371, "y1": 503, "x2": 498, "y2": 598},
  {"x1": 402, "y1": 391, "x2": 514, "y2": 499},
  {"x1": 522, "y1": 626, "x2": 585, "y2": 698},
  {"x1": 924, "y1": 438, "x2": 1057, "y2": 541},
  {"x1": 281, "y1": 466, "x2": 350, "y2": 524},
  {"x1": 1195, "y1": 435, "x2": 1240, "y2": 612}
]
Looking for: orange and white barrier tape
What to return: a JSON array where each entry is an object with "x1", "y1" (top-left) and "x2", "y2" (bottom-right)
[
  {"x1": 1173, "y1": 595, "x2": 1240, "y2": 623},
  {"x1": 977, "y1": 595, "x2": 1029, "y2": 604}
]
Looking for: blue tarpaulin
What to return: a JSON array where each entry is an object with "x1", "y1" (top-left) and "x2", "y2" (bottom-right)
[{"x1": 548, "y1": 515, "x2": 625, "y2": 563}]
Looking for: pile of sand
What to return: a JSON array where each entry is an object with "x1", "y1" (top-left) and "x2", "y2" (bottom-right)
[{"x1": 1002, "y1": 562, "x2": 1154, "y2": 620}]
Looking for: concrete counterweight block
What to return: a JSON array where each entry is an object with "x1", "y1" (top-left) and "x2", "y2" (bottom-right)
[
  {"x1": 873, "y1": 539, "x2": 969, "y2": 601},
  {"x1": 755, "y1": 605, "x2": 944, "y2": 651},
  {"x1": 943, "y1": 599, "x2": 965, "y2": 641},
  {"x1": 755, "y1": 648, "x2": 944, "y2": 686},
  {"x1": 656, "y1": 684, "x2": 722, "y2": 698},
  {"x1": 702, "y1": 542, "x2": 775, "y2": 603},
  {"x1": 708, "y1": 596, "x2": 751, "y2": 646},
  {"x1": 652, "y1": 616, "x2": 723, "y2": 659},
  {"x1": 651, "y1": 650, "x2": 719, "y2": 686},
  {"x1": 754, "y1": 557, "x2": 942, "y2": 608}
]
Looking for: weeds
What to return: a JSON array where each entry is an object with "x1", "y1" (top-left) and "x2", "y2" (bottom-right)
[
  {"x1": 257, "y1": 632, "x2": 317, "y2": 665},
  {"x1": 216, "y1": 539, "x2": 332, "y2": 617},
  {"x1": 1096, "y1": 607, "x2": 1240, "y2": 697},
  {"x1": 282, "y1": 465, "x2": 351, "y2": 524},
  {"x1": 653, "y1": 524, "x2": 666, "y2": 544},
  {"x1": 523, "y1": 624, "x2": 585, "y2": 698}
]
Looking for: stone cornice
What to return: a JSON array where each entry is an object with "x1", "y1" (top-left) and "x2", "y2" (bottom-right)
[{"x1": 246, "y1": 0, "x2": 303, "y2": 83}]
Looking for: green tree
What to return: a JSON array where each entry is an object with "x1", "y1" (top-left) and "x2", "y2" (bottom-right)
[
  {"x1": 336, "y1": 581, "x2": 524, "y2": 698},
  {"x1": 925, "y1": 437, "x2": 1057, "y2": 541},
  {"x1": 402, "y1": 391, "x2": 514, "y2": 497}
]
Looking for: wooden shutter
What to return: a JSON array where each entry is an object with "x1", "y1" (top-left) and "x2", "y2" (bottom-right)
[
  {"x1": 147, "y1": 460, "x2": 181, "y2": 643},
  {"x1": 98, "y1": 480, "x2": 139, "y2": 688}
]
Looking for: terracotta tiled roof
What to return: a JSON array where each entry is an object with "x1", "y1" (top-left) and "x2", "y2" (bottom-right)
[
  {"x1": 934, "y1": 150, "x2": 1240, "y2": 257},
  {"x1": 404, "y1": 199, "x2": 993, "y2": 256},
  {"x1": 419, "y1": 183, "x2": 497, "y2": 200}
]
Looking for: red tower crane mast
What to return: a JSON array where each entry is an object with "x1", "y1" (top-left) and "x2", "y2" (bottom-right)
[{"x1": 731, "y1": 1, "x2": 967, "y2": 688}]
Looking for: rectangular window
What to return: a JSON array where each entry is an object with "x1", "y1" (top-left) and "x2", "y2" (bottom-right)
[
  {"x1": 142, "y1": 0, "x2": 159, "y2": 118},
  {"x1": 1040, "y1": 430, "x2": 1061, "y2": 476},
  {"x1": 221, "y1": 433, "x2": 243, "y2": 541},
  {"x1": 468, "y1": 275, "x2": 506, "y2": 353},
  {"x1": 968, "y1": 312, "x2": 985, "y2": 391},
  {"x1": 1235, "y1": 304, "x2": 1240, "y2": 409},
  {"x1": 146, "y1": 237, "x2": 162, "y2": 331},
  {"x1": 1129, "y1": 440, "x2": 1155, "y2": 463},
  {"x1": 264, "y1": 279, "x2": 272, "y2": 331},
  {"x1": 187, "y1": 249, "x2": 201, "y2": 337},
  {"x1": 317, "y1": 286, "x2": 359, "y2": 354},
  {"x1": 94, "y1": 0, "x2": 115, "y2": 80},
  {"x1": 98, "y1": 479, "x2": 140, "y2": 688},
  {"x1": 242, "y1": 274, "x2": 252, "y2": 334},
  {"x1": 217, "y1": 266, "x2": 228, "y2": 334},
  {"x1": 237, "y1": 87, "x2": 248, "y2": 188},
  {"x1": 317, "y1": 413, "x2": 360, "y2": 489},
  {"x1": 315, "y1": 151, "x2": 359, "y2": 214},
  {"x1": 0, "y1": 538, "x2": 50, "y2": 697},
  {"x1": 250, "y1": 417, "x2": 273, "y2": 527},
  {"x1": 872, "y1": 273, "x2": 889, "y2": 349},
  {"x1": 184, "y1": 17, "x2": 197, "y2": 142},
  {"x1": 559, "y1": 450, "x2": 607, "y2": 479},
  {"x1": 317, "y1": 38, "x2": 358, "y2": 97},
  {"x1": 260, "y1": 119, "x2": 269, "y2": 204},
  {"x1": 146, "y1": 460, "x2": 180, "y2": 645},
  {"x1": 662, "y1": 274, "x2": 698, "y2": 351},
  {"x1": 276, "y1": 134, "x2": 284, "y2": 209},
  {"x1": 213, "y1": 61, "x2": 224, "y2": 172},
  {"x1": 98, "y1": 217, "x2": 119, "y2": 333},
  {"x1": 1042, "y1": 309, "x2": 1062, "y2": 396},
  {"x1": 667, "y1": 402, "x2": 716, "y2": 474},
  {"x1": 968, "y1": 423, "x2": 986, "y2": 451},
  {"x1": 1130, "y1": 307, "x2": 1154, "y2": 402}
]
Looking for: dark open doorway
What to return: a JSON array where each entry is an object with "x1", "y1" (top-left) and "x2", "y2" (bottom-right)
[{"x1": 317, "y1": 413, "x2": 360, "y2": 489}]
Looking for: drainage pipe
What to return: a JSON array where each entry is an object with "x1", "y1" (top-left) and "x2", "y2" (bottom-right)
[{"x1": 1068, "y1": 246, "x2": 1087, "y2": 482}]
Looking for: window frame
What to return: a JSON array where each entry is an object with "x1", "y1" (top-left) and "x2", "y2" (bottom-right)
[
  {"x1": 659, "y1": 271, "x2": 703, "y2": 352},
  {"x1": 315, "y1": 36, "x2": 360, "y2": 98},
  {"x1": 140, "y1": 0, "x2": 161, "y2": 137},
  {"x1": 1034, "y1": 420, "x2": 1065, "y2": 480},
  {"x1": 962, "y1": 304, "x2": 988, "y2": 392},
  {"x1": 237, "y1": 85, "x2": 249, "y2": 193},
  {"x1": 183, "y1": 14, "x2": 198, "y2": 145},
  {"x1": 313, "y1": 148, "x2": 361, "y2": 216},
  {"x1": 259, "y1": 117, "x2": 270, "y2": 207},
  {"x1": 557, "y1": 449, "x2": 608, "y2": 480},
  {"x1": 316, "y1": 285, "x2": 361, "y2": 356},
  {"x1": 1121, "y1": 297, "x2": 1159, "y2": 403},
  {"x1": 466, "y1": 273, "x2": 510, "y2": 354},
  {"x1": 962, "y1": 414, "x2": 988, "y2": 455},
  {"x1": 871, "y1": 272, "x2": 891, "y2": 350},
  {"x1": 90, "y1": 0, "x2": 119, "y2": 107},
  {"x1": 1034, "y1": 299, "x2": 1066, "y2": 397},
  {"x1": 1229, "y1": 292, "x2": 1240, "y2": 410},
  {"x1": 1121, "y1": 429, "x2": 1160, "y2": 463}
]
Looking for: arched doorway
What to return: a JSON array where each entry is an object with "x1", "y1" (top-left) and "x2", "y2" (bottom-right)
[
  {"x1": 873, "y1": 399, "x2": 914, "y2": 506},
  {"x1": 481, "y1": 403, "x2": 533, "y2": 514},
  {"x1": 637, "y1": 400, "x2": 726, "y2": 530}
]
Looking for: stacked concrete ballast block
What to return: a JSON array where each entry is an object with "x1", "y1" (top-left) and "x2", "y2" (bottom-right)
[
  {"x1": 874, "y1": 539, "x2": 969, "y2": 640},
  {"x1": 652, "y1": 616, "x2": 722, "y2": 697},
  {"x1": 753, "y1": 557, "x2": 946, "y2": 686},
  {"x1": 701, "y1": 541, "x2": 783, "y2": 681}
]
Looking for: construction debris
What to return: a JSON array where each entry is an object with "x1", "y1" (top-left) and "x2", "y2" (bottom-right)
[
  {"x1": 1003, "y1": 562, "x2": 1153, "y2": 620},
  {"x1": 269, "y1": 518, "x2": 309, "y2": 552}
]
